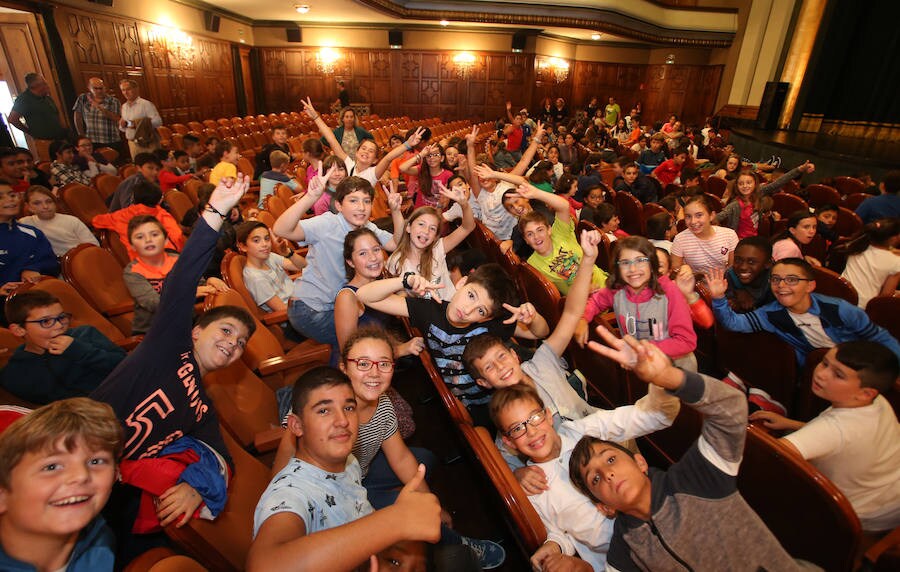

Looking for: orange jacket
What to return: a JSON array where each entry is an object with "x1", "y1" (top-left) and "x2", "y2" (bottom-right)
[{"x1": 92, "y1": 204, "x2": 185, "y2": 260}]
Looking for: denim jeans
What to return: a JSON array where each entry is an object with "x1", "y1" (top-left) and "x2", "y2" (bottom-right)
[{"x1": 287, "y1": 298, "x2": 338, "y2": 347}]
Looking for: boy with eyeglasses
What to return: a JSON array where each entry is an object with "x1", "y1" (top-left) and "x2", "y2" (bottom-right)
[
  {"x1": 707, "y1": 257, "x2": 900, "y2": 365},
  {"x1": 1, "y1": 290, "x2": 126, "y2": 405},
  {"x1": 489, "y1": 374, "x2": 679, "y2": 570}
]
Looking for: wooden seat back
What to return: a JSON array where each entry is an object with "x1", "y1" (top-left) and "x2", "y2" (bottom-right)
[
  {"x1": 771, "y1": 192, "x2": 809, "y2": 220},
  {"x1": 705, "y1": 176, "x2": 728, "y2": 198},
  {"x1": 61, "y1": 244, "x2": 135, "y2": 337},
  {"x1": 93, "y1": 173, "x2": 122, "y2": 201},
  {"x1": 716, "y1": 329, "x2": 797, "y2": 413},
  {"x1": 576, "y1": 219, "x2": 612, "y2": 272},
  {"x1": 164, "y1": 189, "x2": 194, "y2": 222},
  {"x1": 737, "y1": 424, "x2": 861, "y2": 572},
  {"x1": 514, "y1": 262, "x2": 562, "y2": 330},
  {"x1": 805, "y1": 184, "x2": 841, "y2": 209},
  {"x1": 614, "y1": 190, "x2": 643, "y2": 236},
  {"x1": 866, "y1": 296, "x2": 900, "y2": 339},
  {"x1": 811, "y1": 265, "x2": 858, "y2": 306},
  {"x1": 835, "y1": 206, "x2": 862, "y2": 238},
  {"x1": 832, "y1": 176, "x2": 865, "y2": 196},
  {"x1": 60, "y1": 183, "x2": 107, "y2": 228},
  {"x1": 98, "y1": 229, "x2": 132, "y2": 267}
]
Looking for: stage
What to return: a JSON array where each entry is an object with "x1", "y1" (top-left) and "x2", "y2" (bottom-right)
[{"x1": 728, "y1": 128, "x2": 899, "y2": 182}]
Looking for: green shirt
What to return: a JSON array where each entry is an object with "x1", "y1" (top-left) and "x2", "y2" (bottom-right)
[
  {"x1": 604, "y1": 103, "x2": 621, "y2": 126},
  {"x1": 527, "y1": 217, "x2": 607, "y2": 295},
  {"x1": 12, "y1": 89, "x2": 65, "y2": 140}
]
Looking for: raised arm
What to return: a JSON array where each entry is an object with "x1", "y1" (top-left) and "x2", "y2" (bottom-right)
[
  {"x1": 514, "y1": 181, "x2": 571, "y2": 224},
  {"x1": 472, "y1": 163, "x2": 526, "y2": 188},
  {"x1": 464, "y1": 126, "x2": 480, "y2": 194},
  {"x1": 436, "y1": 181, "x2": 475, "y2": 252},
  {"x1": 706, "y1": 268, "x2": 764, "y2": 333},
  {"x1": 301, "y1": 97, "x2": 348, "y2": 162},
  {"x1": 357, "y1": 273, "x2": 443, "y2": 317},
  {"x1": 510, "y1": 121, "x2": 546, "y2": 176},
  {"x1": 400, "y1": 143, "x2": 438, "y2": 176},
  {"x1": 272, "y1": 164, "x2": 336, "y2": 242},
  {"x1": 759, "y1": 161, "x2": 815, "y2": 196},
  {"x1": 546, "y1": 230, "x2": 601, "y2": 355},
  {"x1": 374, "y1": 127, "x2": 425, "y2": 180},
  {"x1": 383, "y1": 180, "x2": 405, "y2": 251}
]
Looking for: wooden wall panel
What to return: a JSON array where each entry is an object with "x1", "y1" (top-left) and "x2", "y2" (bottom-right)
[{"x1": 52, "y1": 5, "x2": 237, "y2": 126}]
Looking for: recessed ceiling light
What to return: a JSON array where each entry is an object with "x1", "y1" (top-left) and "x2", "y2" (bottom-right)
[
  {"x1": 439, "y1": 20, "x2": 449, "y2": 27},
  {"x1": 295, "y1": 4, "x2": 310, "y2": 13},
  {"x1": 591, "y1": 33, "x2": 601, "y2": 40}
]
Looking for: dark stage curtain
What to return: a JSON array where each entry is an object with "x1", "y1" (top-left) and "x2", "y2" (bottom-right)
[{"x1": 803, "y1": 0, "x2": 900, "y2": 124}]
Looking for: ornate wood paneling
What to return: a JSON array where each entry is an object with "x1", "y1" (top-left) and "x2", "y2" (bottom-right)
[
  {"x1": 53, "y1": 5, "x2": 237, "y2": 126},
  {"x1": 572, "y1": 61, "x2": 722, "y2": 126},
  {"x1": 258, "y1": 47, "x2": 533, "y2": 122}
]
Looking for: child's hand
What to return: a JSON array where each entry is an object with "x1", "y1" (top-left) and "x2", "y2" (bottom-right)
[
  {"x1": 157, "y1": 482, "x2": 203, "y2": 528},
  {"x1": 530, "y1": 541, "x2": 562, "y2": 572},
  {"x1": 674, "y1": 265, "x2": 696, "y2": 298},
  {"x1": 405, "y1": 274, "x2": 443, "y2": 301},
  {"x1": 206, "y1": 277, "x2": 230, "y2": 293},
  {"x1": 384, "y1": 179, "x2": 402, "y2": 212},
  {"x1": 512, "y1": 183, "x2": 541, "y2": 201},
  {"x1": 472, "y1": 163, "x2": 497, "y2": 181},
  {"x1": 405, "y1": 126, "x2": 426, "y2": 149},
  {"x1": 0, "y1": 282, "x2": 22, "y2": 296},
  {"x1": 300, "y1": 96, "x2": 318, "y2": 119},
  {"x1": 503, "y1": 302, "x2": 536, "y2": 326},
  {"x1": 532, "y1": 120, "x2": 546, "y2": 142},
  {"x1": 506, "y1": 101, "x2": 513, "y2": 111},
  {"x1": 588, "y1": 326, "x2": 683, "y2": 389},
  {"x1": 513, "y1": 466, "x2": 548, "y2": 496},
  {"x1": 20, "y1": 270, "x2": 41, "y2": 284},
  {"x1": 464, "y1": 125, "x2": 479, "y2": 144},
  {"x1": 573, "y1": 318, "x2": 590, "y2": 347},
  {"x1": 398, "y1": 336, "x2": 425, "y2": 357},
  {"x1": 208, "y1": 173, "x2": 250, "y2": 214},
  {"x1": 799, "y1": 160, "x2": 815, "y2": 174},
  {"x1": 394, "y1": 464, "x2": 441, "y2": 542},
  {"x1": 539, "y1": 553, "x2": 593, "y2": 572},
  {"x1": 307, "y1": 164, "x2": 337, "y2": 199},
  {"x1": 436, "y1": 180, "x2": 467, "y2": 205},
  {"x1": 46, "y1": 335, "x2": 74, "y2": 355},
  {"x1": 749, "y1": 410, "x2": 797, "y2": 431},
  {"x1": 579, "y1": 229, "x2": 601, "y2": 260},
  {"x1": 704, "y1": 268, "x2": 728, "y2": 299}
]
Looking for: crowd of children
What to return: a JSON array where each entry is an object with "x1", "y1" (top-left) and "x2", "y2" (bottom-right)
[{"x1": 1, "y1": 97, "x2": 898, "y2": 572}]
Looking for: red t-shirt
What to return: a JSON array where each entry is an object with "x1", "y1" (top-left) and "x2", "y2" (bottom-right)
[
  {"x1": 653, "y1": 159, "x2": 682, "y2": 187},
  {"x1": 507, "y1": 126, "x2": 524, "y2": 152}
]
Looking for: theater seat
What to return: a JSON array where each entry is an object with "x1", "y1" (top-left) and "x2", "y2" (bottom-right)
[
  {"x1": 805, "y1": 184, "x2": 841, "y2": 209},
  {"x1": 60, "y1": 183, "x2": 107, "y2": 228},
  {"x1": 832, "y1": 176, "x2": 866, "y2": 196},
  {"x1": 576, "y1": 219, "x2": 613, "y2": 273},
  {"x1": 164, "y1": 189, "x2": 194, "y2": 222},
  {"x1": 514, "y1": 261, "x2": 562, "y2": 330},
  {"x1": 705, "y1": 176, "x2": 728, "y2": 198},
  {"x1": 204, "y1": 288, "x2": 330, "y2": 391},
  {"x1": 459, "y1": 423, "x2": 547, "y2": 556},
  {"x1": 93, "y1": 173, "x2": 122, "y2": 201},
  {"x1": 716, "y1": 328, "x2": 797, "y2": 414},
  {"x1": 98, "y1": 228, "x2": 132, "y2": 267},
  {"x1": 835, "y1": 206, "x2": 862, "y2": 239},
  {"x1": 811, "y1": 265, "x2": 858, "y2": 306},
  {"x1": 164, "y1": 426, "x2": 271, "y2": 571},
  {"x1": 866, "y1": 296, "x2": 900, "y2": 339},
  {"x1": 0, "y1": 327, "x2": 21, "y2": 371},
  {"x1": 62, "y1": 244, "x2": 136, "y2": 337},
  {"x1": 8, "y1": 279, "x2": 141, "y2": 350},
  {"x1": 771, "y1": 192, "x2": 809, "y2": 220},
  {"x1": 737, "y1": 424, "x2": 861, "y2": 571},
  {"x1": 420, "y1": 346, "x2": 473, "y2": 426},
  {"x1": 614, "y1": 190, "x2": 643, "y2": 236}
]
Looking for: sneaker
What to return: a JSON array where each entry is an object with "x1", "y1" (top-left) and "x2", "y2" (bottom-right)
[
  {"x1": 748, "y1": 388, "x2": 787, "y2": 416},
  {"x1": 460, "y1": 536, "x2": 506, "y2": 569},
  {"x1": 721, "y1": 372, "x2": 748, "y2": 394}
]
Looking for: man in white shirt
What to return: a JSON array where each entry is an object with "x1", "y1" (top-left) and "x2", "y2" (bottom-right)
[{"x1": 118, "y1": 79, "x2": 162, "y2": 158}]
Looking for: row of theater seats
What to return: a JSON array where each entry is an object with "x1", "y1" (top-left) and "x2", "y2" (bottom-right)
[{"x1": 460, "y1": 219, "x2": 899, "y2": 571}]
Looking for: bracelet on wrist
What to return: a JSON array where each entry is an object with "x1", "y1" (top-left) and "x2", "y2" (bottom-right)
[
  {"x1": 205, "y1": 204, "x2": 227, "y2": 219},
  {"x1": 285, "y1": 249, "x2": 294, "y2": 258},
  {"x1": 403, "y1": 142, "x2": 412, "y2": 151},
  {"x1": 401, "y1": 271, "x2": 416, "y2": 290},
  {"x1": 310, "y1": 113, "x2": 320, "y2": 121}
]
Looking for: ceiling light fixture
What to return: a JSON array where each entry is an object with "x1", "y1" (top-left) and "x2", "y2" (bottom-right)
[
  {"x1": 591, "y1": 33, "x2": 601, "y2": 40},
  {"x1": 440, "y1": 20, "x2": 449, "y2": 27},
  {"x1": 295, "y1": 4, "x2": 310, "y2": 14}
]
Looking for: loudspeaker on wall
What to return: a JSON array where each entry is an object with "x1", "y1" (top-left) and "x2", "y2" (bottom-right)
[
  {"x1": 512, "y1": 32, "x2": 527, "y2": 52},
  {"x1": 203, "y1": 11, "x2": 220, "y2": 33},
  {"x1": 286, "y1": 28, "x2": 302, "y2": 43},
  {"x1": 388, "y1": 29, "x2": 403, "y2": 48}
]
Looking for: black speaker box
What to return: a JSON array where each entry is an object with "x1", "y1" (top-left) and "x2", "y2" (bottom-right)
[
  {"x1": 286, "y1": 28, "x2": 302, "y2": 43},
  {"x1": 757, "y1": 81, "x2": 789, "y2": 130},
  {"x1": 512, "y1": 32, "x2": 527, "y2": 52},
  {"x1": 203, "y1": 11, "x2": 220, "y2": 33},
  {"x1": 88, "y1": 0, "x2": 114, "y2": 5},
  {"x1": 388, "y1": 29, "x2": 403, "y2": 47}
]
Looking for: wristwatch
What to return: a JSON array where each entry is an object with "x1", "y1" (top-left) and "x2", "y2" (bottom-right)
[{"x1": 401, "y1": 271, "x2": 416, "y2": 289}]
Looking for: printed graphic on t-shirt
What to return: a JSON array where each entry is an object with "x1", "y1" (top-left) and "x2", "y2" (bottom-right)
[{"x1": 548, "y1": 247, "x2": 579, "y2": 285}]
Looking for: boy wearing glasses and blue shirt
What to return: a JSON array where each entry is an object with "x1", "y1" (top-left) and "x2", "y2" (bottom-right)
[
  {"x1": 1, "y1": 290, "x2": 126, "y2": 404},
  {"x1": 707, "y1": 258, "x2": 900, "y2": 365}
]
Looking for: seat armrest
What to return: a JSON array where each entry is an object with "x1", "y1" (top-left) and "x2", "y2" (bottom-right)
[
  {"x1": 257, "y1": 353, "x2": 328, "y2": 377},
  {"x1": 103, "y1": 302, "x2": 135, "y2": 317},
  {"x1": 115, "y1": 336, "x2": 144, "y2": 351},
  {"x1": 254, "y1": 426, "x2": 284, "y2": 452},
  {"x1": 261, "y1": 310, "x2": 289, "y2": 326},
  {"x1": 862, "y1": 526, "x2": 900, "y2": 568}
]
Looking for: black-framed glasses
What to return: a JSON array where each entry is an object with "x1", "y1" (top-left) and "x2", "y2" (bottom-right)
[
  {"x1": 616, "y1": 257, "x2": 650, "y2": 268},
  {"x1": 346, "y1": 358, "x2": 395, "y2": 373},
  {"x1": 504, "y1": 409, "x2": 547, "y2": 439},
  {"x1": 24, "y1": 312, "x2": 72, "y2": 329},
  {"x1": 769, "y1": 275, "x2": 812, "y2": 286}
]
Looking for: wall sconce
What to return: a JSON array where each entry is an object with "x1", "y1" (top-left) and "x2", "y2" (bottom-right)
[
  {"x1": 317, "y1": 47, "x2": 341, "y2": 74},
  {"x1": 148, "y1": 25, "x2": 195, "y2": 65},
  {"x1": 665, "y1": 53, "x2": 676, "y2": 65},
  {"x1": 537, "y1": 57, "x2": 569, "y2": 83},
  {"x1": 453, "y1": 52, "x2": 476, "y2": 79}
]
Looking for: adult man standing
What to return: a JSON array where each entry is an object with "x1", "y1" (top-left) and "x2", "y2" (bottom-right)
[
  {"x1": 72, "y1": 77, "x2": 122, "y2": 159},
  {"x1": 118, "y1": 79, "x2": 162, "y2": 158},
  {"x1": 603, "y1": 96, "x2": 621, "y2": 128},
  {"x1": 8, "y1": 73, "x2": 67, "y2": 160}
]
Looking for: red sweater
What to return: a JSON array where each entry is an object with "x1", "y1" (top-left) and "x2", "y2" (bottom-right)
[{"x1": 92, "y1": 204, "x2": 185, "y2": 260}]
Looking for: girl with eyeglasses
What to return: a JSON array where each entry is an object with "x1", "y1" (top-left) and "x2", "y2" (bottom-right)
[
  {"x1": 575, "y1": 236, "x2": 699, "y2": 370},
  {"x1": 398, "y1": 143, "x2": 453, "y2": 208}
]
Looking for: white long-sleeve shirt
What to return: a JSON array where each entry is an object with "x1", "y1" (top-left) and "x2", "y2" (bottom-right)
[{"x1": 119, "y1": 97, "x2": 162, "y2": 141}]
